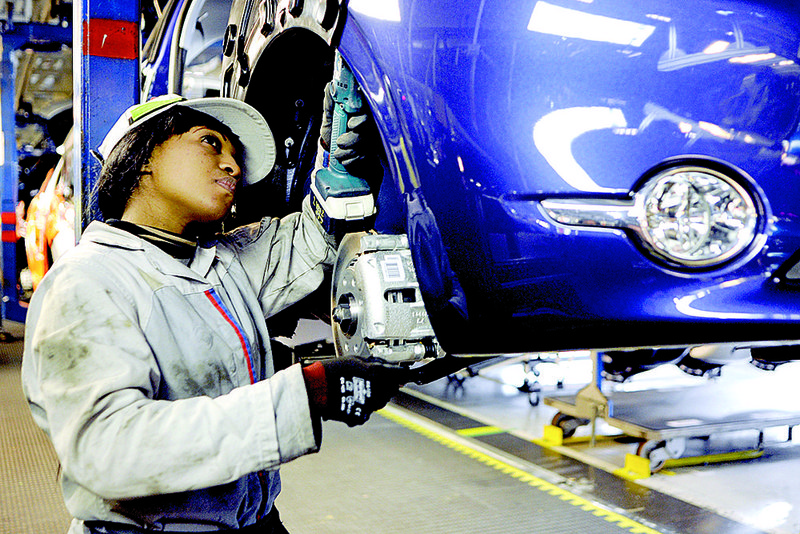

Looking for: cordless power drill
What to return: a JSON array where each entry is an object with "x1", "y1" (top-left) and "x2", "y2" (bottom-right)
[{"x1": 311, "y1": 51, "x2": 376, "y2": 234}]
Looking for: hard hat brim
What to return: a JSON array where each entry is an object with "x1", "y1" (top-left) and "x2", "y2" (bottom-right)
[{"x1": 97, "y1": 95, "x2": 276, "y2": 186}]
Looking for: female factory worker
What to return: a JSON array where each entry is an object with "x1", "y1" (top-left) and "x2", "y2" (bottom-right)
[{"x1": 21, "y1": 95, "x2": 406, "y2": 533}]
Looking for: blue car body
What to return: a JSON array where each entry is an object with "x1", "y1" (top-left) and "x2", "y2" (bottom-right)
[
  {"x1": 223, "y1": 0, "x2": 800, "y2": 357},
  {"x1": 142, "y1": 0, "x2": 231, "y2": 100}
]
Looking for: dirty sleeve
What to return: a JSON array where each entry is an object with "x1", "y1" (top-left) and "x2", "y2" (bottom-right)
[
  {"x1": 224, "y1": 196, "x2": 338, "y2": 319},
  {"x1": 21, "y1": 260, "x2": 317, "y2": 501}
]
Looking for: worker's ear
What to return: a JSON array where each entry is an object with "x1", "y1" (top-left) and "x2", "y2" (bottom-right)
[
  {"x1": 135, "y1": 165, "x2": 154, "y2": 195},
  {"x1": 139, "y1": 160, "x2": 153, "y2": 177}
]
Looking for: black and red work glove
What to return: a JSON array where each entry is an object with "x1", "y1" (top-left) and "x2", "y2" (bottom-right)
[{"x1": 302, "y1": 358, "x2": 409, "y2": 427}]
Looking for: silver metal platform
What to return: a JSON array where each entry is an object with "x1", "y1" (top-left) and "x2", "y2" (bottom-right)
[
  {"x1": 0, "y1": 323, "x2": 71, "y2": 534},
  {"x1": 278, "y1": 408, "x2": 663, "y2": 534}
]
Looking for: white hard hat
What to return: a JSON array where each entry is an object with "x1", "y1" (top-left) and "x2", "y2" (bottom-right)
[{"x1": 97, "y1": 94, "x2": 276, "y2": 185}]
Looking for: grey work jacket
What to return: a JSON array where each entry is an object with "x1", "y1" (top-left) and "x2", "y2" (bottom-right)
[{"x1": 21, "y1": 198, "x2": 337, "y2": 532}]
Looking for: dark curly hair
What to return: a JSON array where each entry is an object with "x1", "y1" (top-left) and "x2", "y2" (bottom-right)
[{"x1": 94, "y1": 106, "x2": 244, "y2": 221}]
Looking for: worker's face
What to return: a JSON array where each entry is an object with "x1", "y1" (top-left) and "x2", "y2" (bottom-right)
[{"x1": 124, "y1": 126, "x2": 241, "y2": 233}]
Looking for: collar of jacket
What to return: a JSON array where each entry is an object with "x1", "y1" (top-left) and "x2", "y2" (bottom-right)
[{"x1": 82, "y1": 221, "x2": 228, "y2": 282}]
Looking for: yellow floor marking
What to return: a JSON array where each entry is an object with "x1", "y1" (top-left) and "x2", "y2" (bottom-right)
[
  {"x1": 614, "y1": 449, "x2": 764, "y2": 480},
  {"x1": 563, "y1": 434, "x2": 627, "y2": 444},
  {"x1": 456, "y1": 425, "x2": 505, "y2": 437},
  {"x1": 379, "y1": 406, "x2": 666, "y2": 534},
  {"x1": 664, "y1": 449, "x2": 764, "y2": 469}
]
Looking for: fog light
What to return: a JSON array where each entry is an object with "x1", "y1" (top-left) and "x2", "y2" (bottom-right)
[{"x1": 635, "y1": 167, "x2": 758, "y2": 266}]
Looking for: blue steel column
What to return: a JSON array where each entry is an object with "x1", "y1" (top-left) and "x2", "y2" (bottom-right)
[
  {"x1": 75, "y1": 0, "x2": 139, "y2": 230},
  {"x1": 0, "y1": 43, "x2": 21, "y2": 322}
]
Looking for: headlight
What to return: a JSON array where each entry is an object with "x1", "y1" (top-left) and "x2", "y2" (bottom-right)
[
  {"x1": 635, "y1": 167, "x2": 758, "y2": 267},
  {"x1": 538, "y1": 163, "x2": 762, "y2": 269}
]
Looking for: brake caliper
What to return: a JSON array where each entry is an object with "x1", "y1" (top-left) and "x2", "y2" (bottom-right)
[{"x1": 331, "y1": 232, "x2": 444, "y2": 364}]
